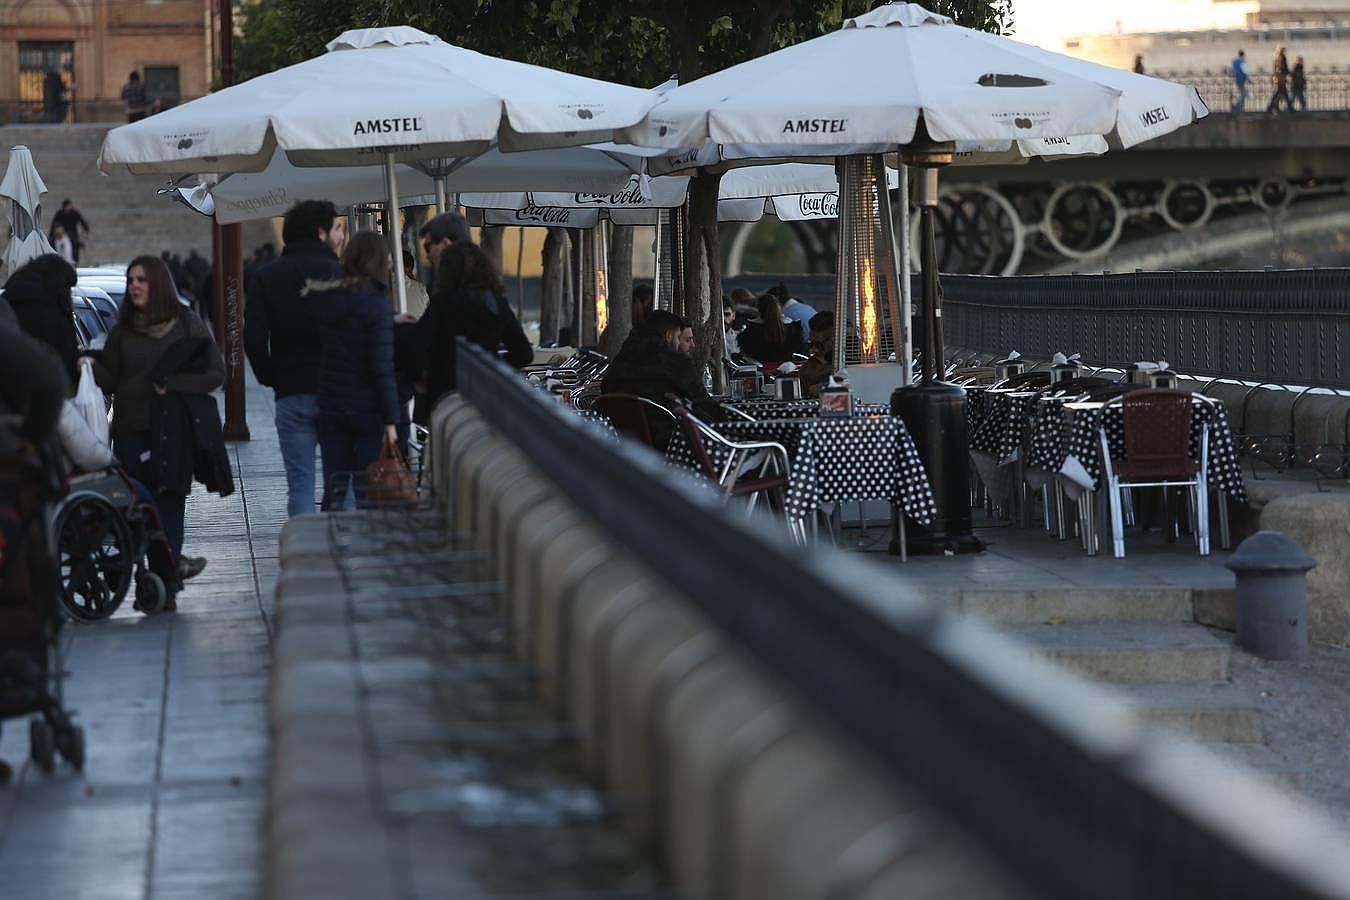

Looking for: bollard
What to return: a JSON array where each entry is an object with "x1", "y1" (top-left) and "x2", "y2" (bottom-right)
[{"x1": 1224, "y1": 531, "x2": 1315, "y2": 660}]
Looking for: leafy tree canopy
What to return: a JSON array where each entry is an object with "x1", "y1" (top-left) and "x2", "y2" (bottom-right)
[{"x1": 236, "y1": 0, "x2": 1014, "y2": 86}]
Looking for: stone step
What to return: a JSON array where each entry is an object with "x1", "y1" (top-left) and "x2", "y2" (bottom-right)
[
  {"x1": 1004, "y1": 622, "x2": 1230, "y2": 683},
  {"x1": 1112, "y1": 682, "x2": 1264, "y2": 743},
  {"x1": 958, "y1": 588, "x2": 1194, "y2": 625},
  {"x1": 1188, "y1": 741, "x2": 1303, "y2": 791}
]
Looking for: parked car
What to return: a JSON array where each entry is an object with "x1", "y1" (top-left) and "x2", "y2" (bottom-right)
[
  {"x1": 75, "y1": 285, "x2": 118, "y2": 332},
  {"x1": 78, "y1": 267, "x2": 194, "y2": 310},
  {"x1": 71, "y1": 293, "x2": 109, "y2": 351}
]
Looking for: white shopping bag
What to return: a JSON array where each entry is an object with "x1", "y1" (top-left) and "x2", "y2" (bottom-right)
[{"x1": 73, "y1": 362, "x2": 109, "y2": 447}]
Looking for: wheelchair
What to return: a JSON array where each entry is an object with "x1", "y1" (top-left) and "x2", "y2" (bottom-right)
[{"x1": 51, "y1": 467, "x2": 182, "y2": 621}]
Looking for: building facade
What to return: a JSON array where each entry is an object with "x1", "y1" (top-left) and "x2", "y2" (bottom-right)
[
  {"x1": 1064, "y1": 1, "x2": 1350, "y2": 78},
  {"x1": 0, "y1": 0, "x2": 208, "y2": 124}
]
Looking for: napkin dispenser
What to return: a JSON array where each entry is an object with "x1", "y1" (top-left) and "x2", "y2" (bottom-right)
[
  {"x1": 995, "y1": 360, "x2": 1025, "y2": 382},
  {"x1": 1049, "y1": 363, "x2": 1081, "y2": 385},
  {"x1": 819, "y1": 375, "x2": 854, "y2": 417},
  {"x1": 1149, "y1": 369, "x2": 1178, "y2": 389},
  {"x1": 729, "y1": 361, "x2": 762, "y2": 400},
  {"x1": 774, "y1": 377, "x2": 802, "y2": 401}
]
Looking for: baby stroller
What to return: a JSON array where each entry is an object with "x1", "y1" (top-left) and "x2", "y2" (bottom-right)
[
  {"x1": 0, "y1": 440, "x2": 85, "y2": 772},
  {"x1": 53, "y1": 467, "x2": 182, "y2": 620}
]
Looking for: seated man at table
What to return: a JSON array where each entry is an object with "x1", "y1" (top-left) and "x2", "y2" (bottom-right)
[
  {"x1": 796, "y1": 311, "x2": 836, "y2": 398},
  {"x1": 602, "y1": 310, "x2": 709, "y2": 449}
]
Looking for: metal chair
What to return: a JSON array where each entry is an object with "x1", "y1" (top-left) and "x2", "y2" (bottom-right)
[
  {"x1": 671, "y1": 404, "x2": 796, "y2": 535},
  {"x1": 592, "y1": 393, "x2": 675, "y2": 448},
  {"x1": 1097, "y1": 389, "x2": 1210, "y2": 558}
]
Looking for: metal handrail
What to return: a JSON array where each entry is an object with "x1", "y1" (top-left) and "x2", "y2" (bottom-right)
[{"x1": 454, "y1": 338, "x2": 1350, "y2": 900}]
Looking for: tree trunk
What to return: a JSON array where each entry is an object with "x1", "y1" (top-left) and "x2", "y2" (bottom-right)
[
  {"x1": 604, "y1": 224, "x2": 635, "y2": 357},
  {"x1": 480, "y1": 225, "x2": 504, "y2": 271},
  {"x1": 539, "y1": 226, "x2": 566, "y2": 346},
  {"x1": 683, "y1": 171, "x2": 726, "y2": 392}
]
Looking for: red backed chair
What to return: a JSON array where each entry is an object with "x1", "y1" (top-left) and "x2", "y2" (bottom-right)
[
  {"x1": 1098, "y1": 389, "x2": 1210, "y2": 558},
  {"x1": 593, "y1": 393, "x2": 674, "y2": 449},
  {"x1": 670, "y1": 404, "x2": 800, "y2": 538}
]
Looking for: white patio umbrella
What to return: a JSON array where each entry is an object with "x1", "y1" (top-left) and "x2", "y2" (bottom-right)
[
  {"x1": 207, "y1": 144, "x2": 649, "y2": 225},
  {"x1": 0, "y1": 145, "x2": 55, "y2": 274},
  {"x1": 98, "y1": 25, "x2": 664, "y2": 311},
  {"x1": 462, "y1": 162, "x2": 901, "y2": 225},
  {"x1": 620, "y1": 4, "x2": 1204, "y2": 161},
  {"x1": 616, "y1": 1, "x2": 1208, "y2": 550}
]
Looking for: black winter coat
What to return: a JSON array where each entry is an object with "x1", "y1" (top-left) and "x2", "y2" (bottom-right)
[
  {"x1": 5, "y1": 267, "x2": 78, "y2": 386},
  {"x1": 306, "y1": 279, "x2": 400, "y2": 425},
  {"x1": 601, "y1": 330, "x2": 709, "y2": 448},
  {"x1": 244, "y1": 239, "x2": 340, "y2": 399},
  {"x1": 149, "y1": 335, "x2": 234, "y2": 497},
  {"x1": 418, "y1": 286, "x2": 532, "y2": 422}
]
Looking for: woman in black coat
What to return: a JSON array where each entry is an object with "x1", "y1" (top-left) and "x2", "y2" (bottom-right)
[
  {"x1": 304, "y1": 230, "x2": 400, "y2": 510},
  {"x1": 739, "y1": 293, "x2": 806, "y2": 365},
  {"x1": 416, "y1": 241, "x2": 532, "y2": 423},
  {"x1": 6, "y1": 254, "x2": 79, "y2": 386}
]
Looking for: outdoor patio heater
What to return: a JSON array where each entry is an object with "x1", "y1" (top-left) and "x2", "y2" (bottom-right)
[
  {"x1": 575, "y1": 223, "x2": 610, "y2": 346},
  {"x1": 890, "y1": 130, "x2": 983, "y2": 554},
  {"x1": 832, "y1": 154, "x2": 904, "y2": 384}
]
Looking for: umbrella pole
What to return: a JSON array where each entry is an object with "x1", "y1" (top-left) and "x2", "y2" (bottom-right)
[
  {"x1": 384, "y1": 150, "x2": 408, "y2": 315},
  {"x1": 435, "y1": 176, "x2": 449, "y2": 215},
  {"x1": 898, "y1": 161, "x2": 912, "y2": 387},
  {"x1": 651, "y1": 212, "x2": 662, "y2": 310}
]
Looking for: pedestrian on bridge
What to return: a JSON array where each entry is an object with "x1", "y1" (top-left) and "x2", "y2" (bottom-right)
[
  {"x1": 1291, "y1": 56, "x2": 1308, "y2": 111},
  {"x1": 1267, "y1": 46, "x2": 1292, "y2": 114},
  {"x1": 1231, "y1": 49, "x2": 1248, "y2": 113}
]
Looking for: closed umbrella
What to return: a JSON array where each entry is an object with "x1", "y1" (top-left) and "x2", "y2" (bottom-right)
[{"x1": 0, "y1": 145, "x2": 55, "y2": 274}]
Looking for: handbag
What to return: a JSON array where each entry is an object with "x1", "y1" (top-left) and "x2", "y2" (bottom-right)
[{"x1": 364, "y1": 438, "x2": 417, "y2": 509}]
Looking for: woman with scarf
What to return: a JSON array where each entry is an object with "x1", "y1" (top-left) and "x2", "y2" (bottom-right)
[{"x1": 89, "y1": 256, "x2": 223, "y2": 581}]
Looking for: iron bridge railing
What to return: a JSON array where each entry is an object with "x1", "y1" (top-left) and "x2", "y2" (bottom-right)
[
  {"x1": 455, "y1": 339, "x2": 1350, "y2": 900},
  {"x1": 941, "y1": 269, "x2": 1350, "y2": 390}
]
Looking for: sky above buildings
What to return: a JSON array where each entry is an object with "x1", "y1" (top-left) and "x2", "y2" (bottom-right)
[{"x1": 1012, "y1": 0, "x2": 1257, "y2": 50}]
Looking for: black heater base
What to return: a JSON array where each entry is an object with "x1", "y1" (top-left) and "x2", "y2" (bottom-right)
[{"x1": 890, "y1": 380, "x2": 985, "y2": 556}]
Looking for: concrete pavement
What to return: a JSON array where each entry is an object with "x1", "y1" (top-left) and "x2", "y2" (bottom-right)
[{"x1": 0, "y1": 376, "x2": 283, "y2": 900}]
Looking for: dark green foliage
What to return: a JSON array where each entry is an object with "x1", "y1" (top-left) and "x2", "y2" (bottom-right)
[{"x1": 234, "y1": 0, "x2": 1014, "y2": 85}]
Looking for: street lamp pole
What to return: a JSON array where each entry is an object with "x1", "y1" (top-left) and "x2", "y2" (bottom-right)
[{"x1": 213, "y1": 0, "x2": 249, "y2": 440}]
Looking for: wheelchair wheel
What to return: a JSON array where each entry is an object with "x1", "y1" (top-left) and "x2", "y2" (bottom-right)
[
  {"x1": 53, "y1": 491, "x2": 133, "y2": 621},
  {"x1": 133, "y1": 571, "x2": 167, "y2": 616}
]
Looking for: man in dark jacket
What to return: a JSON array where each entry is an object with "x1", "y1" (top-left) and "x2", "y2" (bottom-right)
[
  {"x1": 244, "y1": 199, "x2": 343, "y2": 516},
  {"x1": 602, "y1": 310, "x2": 709, "y2": 449}
]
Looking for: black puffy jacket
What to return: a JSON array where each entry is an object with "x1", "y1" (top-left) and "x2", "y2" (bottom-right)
[
  {"x1": 244, "y1": 239, "x2": 340, "y2": 399},
  {"x1": 5, "y1": 267, "x2": 78, "y2": 386},
  {"x1": 305, "y1": 278, "x2": 400, "y2": 425},
  {"x1": 601, "y1": 329, "x2": 709, "y2": 449}
]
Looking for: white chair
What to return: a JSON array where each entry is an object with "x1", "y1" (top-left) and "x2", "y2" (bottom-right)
[{"x1": 1097, "y1": 390, "x2": 1210, "y2": 559}]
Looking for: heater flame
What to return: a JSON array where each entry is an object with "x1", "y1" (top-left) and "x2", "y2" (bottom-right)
[
  {"x1": 595, "y1": 270, "x2": 609, "y2": 336},
  {"x1": 860, "y1": 256, "x2": 878, "y2": 360}
]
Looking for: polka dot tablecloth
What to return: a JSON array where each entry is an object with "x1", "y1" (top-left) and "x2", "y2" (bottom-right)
[
  {"x1": 1047, "y1": 399, "x2": 1247, "y2": 502},
  {"x1": 665, "y1": 414, "x2": 937, "y2": 525},
  {"x1": 724, "y1": 399, "x2": 889, "y2": 420},
  {"x1": 969, "y1": 390, "x2": 1041, "y2": 464}
]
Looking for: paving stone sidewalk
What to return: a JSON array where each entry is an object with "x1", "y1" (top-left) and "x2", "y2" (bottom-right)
[
  {"x1": 271, "y1": 511, "x2": 676, "y2": 899},
  {"x1": 0, "y1": 376, "x2": 283, "y2": 900}
]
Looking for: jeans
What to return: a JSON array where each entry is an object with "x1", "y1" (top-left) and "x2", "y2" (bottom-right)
[
  {"x1": 1232, "y1": 82, "x2": 1247, "y2": 112},
  {"x1": 318, "y1": 413, "x2": 385, "y2": 511},
  {"x1": 114, "y1": 431, "x2": 186, "y2": 558},
  {"x1": 275, "y1": 394, "x2": 320, "y2": 516},
  {"x1": 1292, "y1": 87, "x2": 1307, "y2": 111}
]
